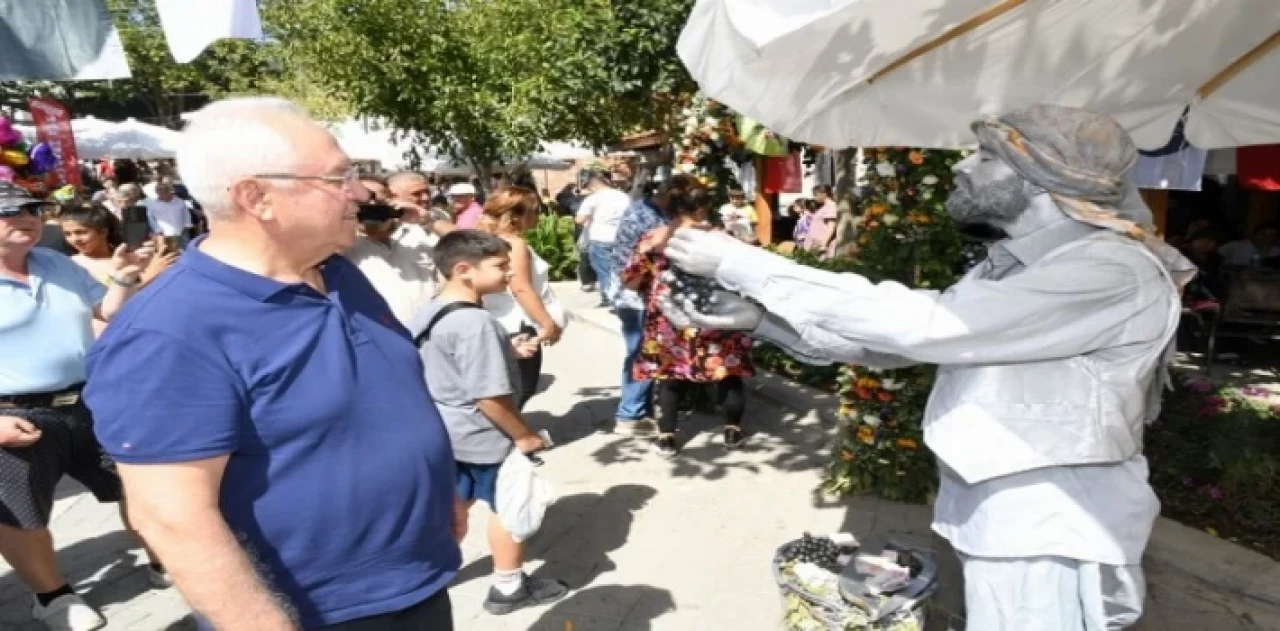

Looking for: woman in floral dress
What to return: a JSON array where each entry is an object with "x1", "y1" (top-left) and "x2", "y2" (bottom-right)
[{"x1": 620, "y1": 188, "x2": 754, "y2": 457}]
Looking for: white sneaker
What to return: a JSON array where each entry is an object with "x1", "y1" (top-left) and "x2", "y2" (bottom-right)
[
  {"x1": 147, "y1": 565, "x2": 174, "y2": 589},
  {"x1": 614, "y1": 418, "x2": 657, "y2": 436},
  {"x1": 31, "y1": 593, "x2": 106, "y2": 631}
]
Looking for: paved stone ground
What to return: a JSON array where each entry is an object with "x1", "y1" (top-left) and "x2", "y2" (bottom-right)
[{"x1": 1, "y1": 283, "x2": 1277, "y2": 630}]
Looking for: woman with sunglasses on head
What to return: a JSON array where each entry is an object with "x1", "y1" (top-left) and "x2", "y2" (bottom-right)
[{"x1": 476, "y1": 186, "x2": 566, "y2": 408}]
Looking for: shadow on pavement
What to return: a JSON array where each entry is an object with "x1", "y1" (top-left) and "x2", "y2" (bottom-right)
[
  {"x1": 590, "y1": 396, "x2": 832, "y2": 479},
  {"x1": 0, "y1": 529, "x2": 156, "y2": 626},
  {"x1": 531, "y1": 584, "x2": 676, "y2": 631},
  {"x1": 452, "y1": 485, "x2": 656, "y2": 593}
]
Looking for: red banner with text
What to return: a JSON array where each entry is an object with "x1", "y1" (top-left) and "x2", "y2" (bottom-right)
[{"x1": 28, "y1": 97, "x2": 81, "y2": 188}]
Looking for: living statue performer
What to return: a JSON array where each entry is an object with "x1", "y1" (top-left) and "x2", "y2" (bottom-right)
[{"x1": 661, "y1": 104, "x2": 1197, "y2": 631}]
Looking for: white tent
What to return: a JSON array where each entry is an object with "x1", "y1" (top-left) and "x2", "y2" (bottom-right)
[
  {"x1": 73, "y1": 118, "x2": 181, "y2": 160},
  {"x1": 326, "y1": 119, "x2": 416, "y2": 170},
  {"x1": 678, "y1": 0, "x2": 1280, "y2": 150}
]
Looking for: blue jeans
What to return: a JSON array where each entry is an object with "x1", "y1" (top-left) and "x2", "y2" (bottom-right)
[
  {"x1": 587, "y1": 241, "x2": 615, "y2": 305},
  {"x1": 616, "y1": 307, "x2": 653, "y2": 421}
]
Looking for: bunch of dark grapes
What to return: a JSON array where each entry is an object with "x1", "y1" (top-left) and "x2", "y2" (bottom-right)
[
  {"x1": 661, "y1": 269, "x2": 721, "y2": 317},
  {"x1": 779, "y1": 533, "x2": 840, "y2": 569}
]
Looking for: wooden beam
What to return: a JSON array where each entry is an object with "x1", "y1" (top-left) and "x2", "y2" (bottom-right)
[
  {"x1": 868, "y1": 0, "x2": 1027, "y2": 85},
  {"x1": 1198, "y1": 29, "x2": 1280, "y2": 99},
  {"x1": 754, "y1": 155, "x2": 774, "y2": 245},
  {"x1": 1140, "y1": 188, "x2": 1169, "y2": 237}
]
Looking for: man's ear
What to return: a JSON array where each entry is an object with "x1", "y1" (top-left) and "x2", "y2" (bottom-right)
[{"x1": 230, "y1": 179, "x2": 272, "y2": 221}]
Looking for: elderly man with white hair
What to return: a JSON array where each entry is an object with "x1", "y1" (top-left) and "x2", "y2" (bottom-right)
[
  {"x1": 662, "y1": 105, "x2": 1196, "y2": 630},
  {"x1": 83, "y1": 98, "x2": 464, "y2": 630}
]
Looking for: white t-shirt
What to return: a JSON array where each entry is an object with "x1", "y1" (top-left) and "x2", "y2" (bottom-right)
[
  {"x1": 144, "y1": 198, "x2": 191, "y2": 237},
  {"x1": 576, "y1": 187, "x2": 631, "y2": 244},
  {"x1": 344, "y1": 223, "x2": 440, "y2": 326},
  {"x1": 483, "y1": 242, "x2": 565, "y2": 334}
]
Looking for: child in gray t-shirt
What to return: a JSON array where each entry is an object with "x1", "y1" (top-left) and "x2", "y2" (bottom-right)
[{"x1": 408, "y1": 229, "x2": 568, "y2": 615}]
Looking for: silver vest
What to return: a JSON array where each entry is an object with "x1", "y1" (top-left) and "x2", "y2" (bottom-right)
[{"x1": 923, "y1": 233, "x2": 1182, "y2": 484}]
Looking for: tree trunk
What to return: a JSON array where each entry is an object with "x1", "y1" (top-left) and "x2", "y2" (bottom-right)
[{"x1": 832, "y1": 147, "x2": 862, "y2": 258}]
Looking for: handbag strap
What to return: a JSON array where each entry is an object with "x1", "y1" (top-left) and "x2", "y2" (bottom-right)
[{"x1": 413, "y1": 301, "x2": 482, "y2": 347}]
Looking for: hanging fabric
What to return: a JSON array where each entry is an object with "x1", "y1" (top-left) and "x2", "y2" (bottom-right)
[
  {"x1": 763, "y1": 152, "x2": 802, "y2": 194},
  {"x1": 0, "y1": 0, "x2": 131, "y2": 80},
  {"x1": 155, "y1": 0, "x2": 264, "y2": 64},
  {"x1": 1132, "y1": 148, "x2": 1208, "y2": 191},
  {"x1": 1238, "y1": 145, "x2": 1280, "y2": 192}
]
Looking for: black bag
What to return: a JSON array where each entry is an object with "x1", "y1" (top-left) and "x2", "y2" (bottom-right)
[{"x1": 413, "y1": 301, "x2": 482, "y2": 347}]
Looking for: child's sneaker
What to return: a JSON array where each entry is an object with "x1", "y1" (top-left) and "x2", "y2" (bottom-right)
[
  {"x1": 483, "y1": 576, "x2": 569, "y2": 615},
  {"x1": 723, "y1": 426, "x2": 745, "y2": 450},
  {"x1": 652, "y1": 434, "x2": 679, "y2": 458}
]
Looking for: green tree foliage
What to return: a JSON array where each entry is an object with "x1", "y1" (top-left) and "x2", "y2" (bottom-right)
[{"x1": 263, "y1": 0, "x2": 695, "y2": 177}]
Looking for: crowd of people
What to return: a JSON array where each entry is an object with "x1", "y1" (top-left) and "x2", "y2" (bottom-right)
[{"x1": 1, "y1": 95, "x2": 758, "y2": 631}]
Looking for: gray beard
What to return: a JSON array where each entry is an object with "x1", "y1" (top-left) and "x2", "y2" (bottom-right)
[{"x1": 946, "y1": 174, "x2": 1029, "y2": 227}]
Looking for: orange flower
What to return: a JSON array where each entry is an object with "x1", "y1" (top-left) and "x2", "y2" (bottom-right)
[
  {"x1": 706, "y1": 356, "x2": 724, "y2": 370},
  {"x1": 854, "y1": 387, "x2": 873, "y2": 400},
  {"x1": 907, "y1": 212, "x2": 932, "y2": 225},
  {"x1": 857, "y1": 235, "x2": 870, "y2": 246},
  {"x1": 877, "y1": 391, "x2": 893, "y2": 402},
  {"x1": 857, "y1": 426, "x2": 876, "y2": 444},
  {"x1": 840, "y1": 450, "x2": 855, "y2": 461},
  {"x1": 896, "y1": 438, "x2": 919, "y2": 450},
  {"x1": 909, "y1": 151, "x2": 924, "y2": 165},
  {"x1": 866, "y1": 203, "x2": 887, "y2": 216}
]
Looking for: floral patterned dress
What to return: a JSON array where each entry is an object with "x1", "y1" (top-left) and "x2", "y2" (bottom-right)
[{"x1": 621, "y1": 228, "x2": 755, "y2": 383}]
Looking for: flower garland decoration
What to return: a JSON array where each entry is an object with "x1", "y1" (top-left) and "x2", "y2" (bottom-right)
[
  {"x1": 669, "y1": 94, "x2": 741, "y2": 206},
  {"x1": 824, "y1": 147, "x2": 966, "y2": 503}
]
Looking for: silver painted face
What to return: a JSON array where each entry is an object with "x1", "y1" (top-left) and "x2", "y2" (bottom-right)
[{"x1": 947, "y1": 148, "x2": 1029, "y2": 227}]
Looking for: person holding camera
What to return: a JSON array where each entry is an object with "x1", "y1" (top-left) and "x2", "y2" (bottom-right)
[{"x1": 344, "y1": 173, "x2": 455, "y2": 327}]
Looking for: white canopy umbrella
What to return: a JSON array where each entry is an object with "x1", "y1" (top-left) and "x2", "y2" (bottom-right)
[
  {"x1": 74, "y1": 118, "x2": 181, "y2": 160},
  {"x1": 678, "y1": 0, "x2": 1280, "y2": 150},
  {"x1": 327, "y1": 119, "x2": 416, "y2": 169}
]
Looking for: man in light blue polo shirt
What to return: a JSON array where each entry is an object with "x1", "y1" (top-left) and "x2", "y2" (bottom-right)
[
  {"x1": 84, "y1": 98, "x2": 463, "y2": 631},
  {"x1": 0, "y1": 181, "x2": 156, "y2": 631}
]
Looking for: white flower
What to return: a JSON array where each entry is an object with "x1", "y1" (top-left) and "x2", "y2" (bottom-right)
[
  {"x1": 704, "y1": 117, "x2": 719, "y2": 127},
  {"x1": 886, "y1": 192, "x2": 898, "y2": 205},
  {"x1": 676, "y1": 162, "x2": 697, "y2": 173},
  {"x1": 922, "y1": 190, "x2": 933, "y2": 200},
  {"x1": 881, "y1": 378, "x2": 904, "y2": 391},
  {"x1": 882, "y1": 213, "x2": 899, "y2": 225},
  {"x1": 708, "y1": 131, "x2": 721, "y2": 141},
  {"x1": 922, "y1": 175, "x2": 939, "y2": 186},
  {"x1": 707, "y1": 343, "x2": 722, "y2": 354},
  {"x1": 682, "y1": 108, "x2": 694, "y2": 117},
  {"x1": 861, "y1": 414, "x2": 881, "y2": 428},
  {"x1": 875, "y1": 162, "x2": 896, "y2": 177}
]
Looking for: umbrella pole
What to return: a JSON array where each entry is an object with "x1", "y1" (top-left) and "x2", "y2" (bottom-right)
[
  {"x1": 869, "y1": 0, "x2": 1027, "y2": 84},
  {"x1": 754, "y1": 154, "x2": 774, "y2": 245},
  {"x1": 1197, "y1": 30, "x2": 1280, "y2": 99}
]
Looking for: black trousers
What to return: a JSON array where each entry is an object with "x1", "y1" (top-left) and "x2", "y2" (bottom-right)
[
  {"x1": 517, "y1": 348, "x2": 543, "y2": 410},
  {"x1": 319, "y1": 590, "x2": 452, "y2": 630},
  {"x1": 574, "y1": 224, "x2": 597, "y2": 285},
  {"x1": 656, "y1": 377, "x2": 746, "y2": 434}
]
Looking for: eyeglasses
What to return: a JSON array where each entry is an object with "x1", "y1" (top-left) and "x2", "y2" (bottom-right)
[
  {"x1": 251, "y1": 166, "x2": 361, "y2": 190},
  {"x1": 0, "y1": 204, "x2": 43, "y2": 219}
]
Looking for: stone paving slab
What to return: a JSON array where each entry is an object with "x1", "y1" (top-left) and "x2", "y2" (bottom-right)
[{"x1": 1, "y1": 283, "x2": 1277, "y2": 630}]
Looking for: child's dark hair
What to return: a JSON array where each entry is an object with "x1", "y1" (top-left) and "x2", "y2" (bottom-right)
[
  {"x1": 431, "y1": 229, "x2": 511, "y2": 279},
  {"x1": 58, "y1": 201, "x2": 123, "y2": 248}
]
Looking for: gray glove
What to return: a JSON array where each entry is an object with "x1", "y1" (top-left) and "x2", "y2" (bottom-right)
[
  {"x1": 664, "y1": 227, "x2": 754, "y2": 278},
  {"x1": 657, "y1": 290, "x2": 764, "y2": 331}
]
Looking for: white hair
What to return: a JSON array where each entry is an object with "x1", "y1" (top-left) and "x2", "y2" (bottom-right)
[{"x1": 176, "y1": 97, "x2": 309, "y2": 220}]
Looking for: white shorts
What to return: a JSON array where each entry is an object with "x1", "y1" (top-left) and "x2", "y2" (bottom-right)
[{"x1": 960, "y1": 554, "x2": 1145, "y2": 631}]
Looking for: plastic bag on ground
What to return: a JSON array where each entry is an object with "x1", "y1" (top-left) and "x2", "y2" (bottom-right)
[{"x1": 496, "y1": 439, "x2": 556, "y2": 543}]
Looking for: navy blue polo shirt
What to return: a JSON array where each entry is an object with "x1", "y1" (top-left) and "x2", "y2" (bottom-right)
[{"x1": 84, "y1": 237, "x2": 460, "y2": 628}]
